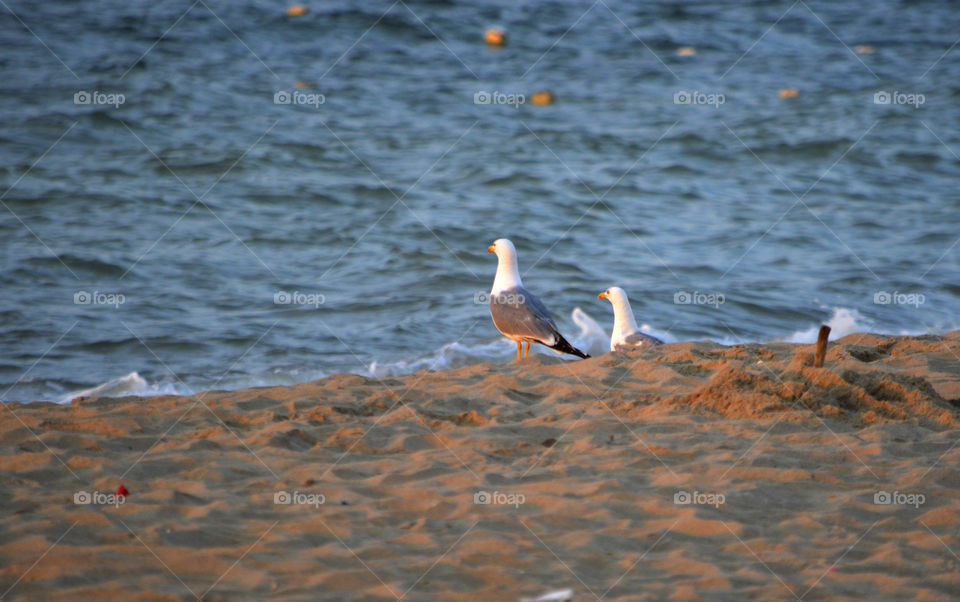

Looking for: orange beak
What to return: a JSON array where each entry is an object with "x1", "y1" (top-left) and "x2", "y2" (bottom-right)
[
  {"x1": 598, "y1": 291, "x2": 607, "y2": 299},
  {"x1": 487, "y1": 244, "x2": 495, "y2": 253}
]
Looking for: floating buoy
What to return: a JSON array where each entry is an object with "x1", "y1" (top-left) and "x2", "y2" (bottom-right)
[
  {"x1": 294, "y1": 80, "x2": 309, "y2": 89},
  {"x1": 484, "y1": 27, "x2": 506, "y2": 46},
  {"x1": 854, "y1": 45, "x2": 875, "y2": 54},
  {"x1": 778, "y1": 88, "x2": 799, "y2": 99},
  {"x1": 117, "y1": 484, "x2": 130, "y2": 497},
  {"x1": 286, "y1": 5, "x2": 308, "y2": 17},
  {"x1": 676, "y1": 46, "x2": 696, "y2": 56},
  {"x1": 530, "y1": 90, "x2": 553, "y2": 105}
]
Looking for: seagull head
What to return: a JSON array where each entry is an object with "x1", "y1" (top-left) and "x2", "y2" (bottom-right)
[
  {"x1": 487, "y1": 238, "x2": 517, "y2": 258},
  {"x1": 598, "y1": 286, "x2": 627, "y2": 303}
]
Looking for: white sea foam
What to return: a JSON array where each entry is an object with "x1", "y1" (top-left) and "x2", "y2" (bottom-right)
[
  {"x1": 784, "y1": 307, "x2": 873, "y2": 344},
  {"x1": 58, "y1": 371, "x2": 184, "y2": 404},
  {"x1": 369, "y1": 339, "x2": 511, "y2": 377}
]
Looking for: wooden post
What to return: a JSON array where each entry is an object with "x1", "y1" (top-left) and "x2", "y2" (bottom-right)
[{"x1": 814, "y1": 325, "x2": 831, "y2": 368}]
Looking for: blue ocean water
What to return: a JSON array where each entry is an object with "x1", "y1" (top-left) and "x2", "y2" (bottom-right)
[{"x1": 1, "y1": 1, "x2": 958, "y2": 403}]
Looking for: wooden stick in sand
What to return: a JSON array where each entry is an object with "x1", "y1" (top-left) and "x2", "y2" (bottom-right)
[{"x1": 813, "y1": 325, "x2": 831, "y2": 368}]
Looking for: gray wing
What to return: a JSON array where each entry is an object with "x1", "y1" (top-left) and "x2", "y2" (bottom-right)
[
  {"x1": 614, "y1": 331, "x2": 663, "y2": 351},
  {"x1": 489, "y1": 286, "x2": 560, "y2": 345}
]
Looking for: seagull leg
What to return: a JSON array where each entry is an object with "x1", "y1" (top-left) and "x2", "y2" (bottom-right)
[
  {"x1": 516, "y1": 340, "x2": 522, "y2": 360},
  {"x1": 524, "y1": 342, "x2": 530, "y2": 357}
]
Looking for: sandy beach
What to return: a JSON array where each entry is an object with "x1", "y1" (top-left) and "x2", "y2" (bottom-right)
[
  {"x1": 2, "y1": 331, "x2": 959, "y2": 600},
  {"x1": 4, "y1": 0, "x2": 960, "y2": 599}
]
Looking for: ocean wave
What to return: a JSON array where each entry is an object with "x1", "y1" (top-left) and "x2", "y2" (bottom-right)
[
  {"x1": 784, "y1": 308, "x2": 872, "y2": 344},
  {"x1": 58, "y1": 371, "x2": 186, "y2": 404},
  {"x1": 782, "y1": 307, "x2": 949, "y2": 344}
]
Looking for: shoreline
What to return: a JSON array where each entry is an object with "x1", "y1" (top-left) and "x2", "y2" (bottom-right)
[
  {"x1": 43, "y1": 330, "x2": 960, "y2": 426},
  {"x1": 2, "y1": 331, "x2": 959, "y2": 599},
  {"x1": 12, "y1": 306, "x2": 957, "y2": 407}
]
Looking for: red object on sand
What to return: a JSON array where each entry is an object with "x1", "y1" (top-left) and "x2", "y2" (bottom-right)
[{"x1": 117, "y1": 485, "x2": 130, "y2": 497}]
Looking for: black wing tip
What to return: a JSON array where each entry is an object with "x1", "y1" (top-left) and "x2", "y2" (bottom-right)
[
  {"x1": 569, "y1": 347, "x2": 590, "y2": 359},
  {"x1": 550, "y1": 335, "x2": 591, "y2": 359}
]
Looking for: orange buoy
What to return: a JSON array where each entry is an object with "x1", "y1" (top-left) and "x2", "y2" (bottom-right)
[
  {"x1": 294, "y1": 80, "x2": 309, "y2": 89},
  {"x1": 286, "y1": 5, "x2": 308, "y2": 16},
  {"x1": 854, "y1": 45, "x2": 875, "y2": 54},
  {"x1": 778, "y1": 88, "x2": 799, "y2": 99},
  {"x1": 484, "y1": 27, "x2": 506, "y2": 46},
  {"x1": 530, "y1": 90, "x2": 553, "y2": 105},
  {"x1": 676, "y1": 46, "x2": 696, "y2": 56}
]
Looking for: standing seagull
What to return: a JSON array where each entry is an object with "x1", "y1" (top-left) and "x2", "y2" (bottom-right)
[
  {"x1": 487, "y1": 239, "x2": 590, "y2": 360},
  {"x1": 598, "y1": 286, "x2": 664, "y2": 352}
]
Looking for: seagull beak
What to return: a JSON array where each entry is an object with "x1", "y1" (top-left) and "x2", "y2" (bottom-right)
[
  {"x1": 487, "y1": 245, "x2": 495, "y2": 253},
  {"x1": 598, "y1": 291, "x2": 607, "y2": 299}
]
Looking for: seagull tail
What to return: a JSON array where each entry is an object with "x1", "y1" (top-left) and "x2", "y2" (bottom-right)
[{"x1": 550, "y1": 334, "x2": 591, "y2": 359}]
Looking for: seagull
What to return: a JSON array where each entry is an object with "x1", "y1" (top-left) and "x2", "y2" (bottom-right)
[
  {"x1": 598, "y1": 286, "x2": 664, "y2": 352},
  {"x1": 487, "y1": 238, "x2": 590, "y2": 360}
]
